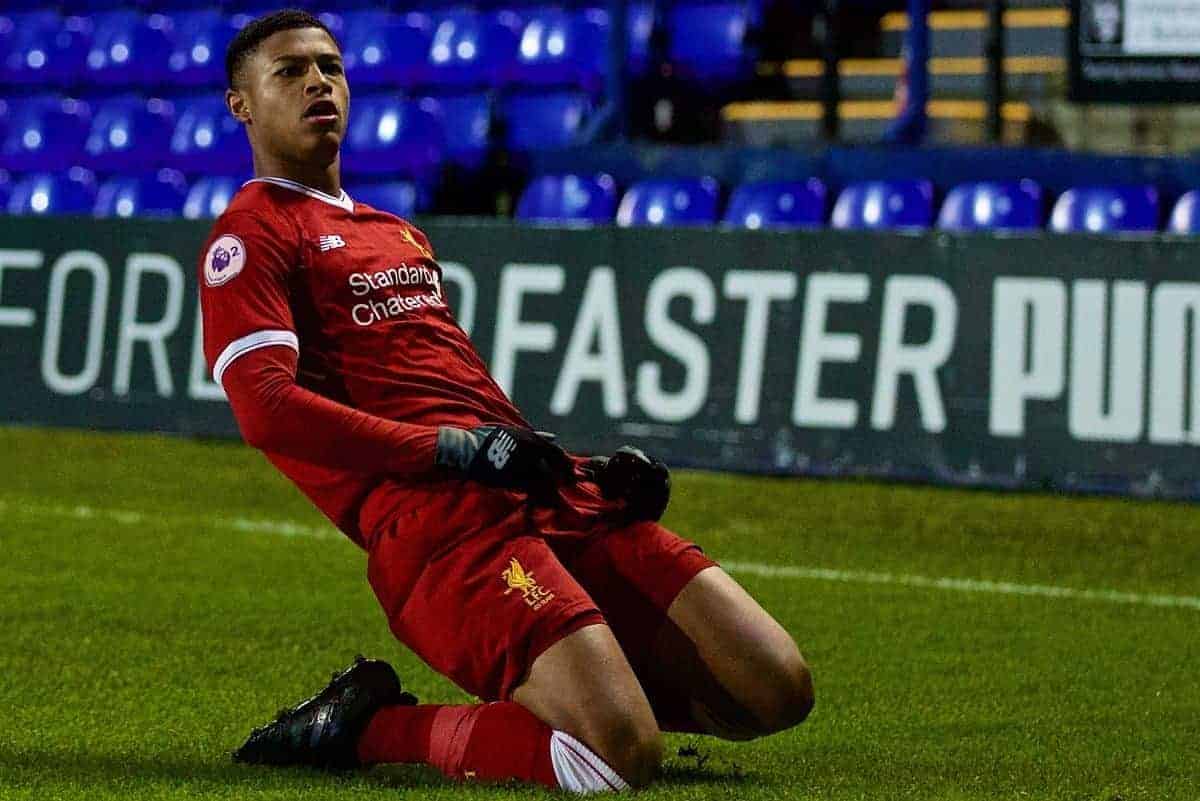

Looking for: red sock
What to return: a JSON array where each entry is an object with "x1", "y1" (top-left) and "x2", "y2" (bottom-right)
[{"x1": 357, "y1": 702, "x2": 560, "y2": 788}]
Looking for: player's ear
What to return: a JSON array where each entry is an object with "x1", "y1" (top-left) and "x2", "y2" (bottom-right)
[{"x1": 227, "y1": 88, "x2": 251, "y2": 124}]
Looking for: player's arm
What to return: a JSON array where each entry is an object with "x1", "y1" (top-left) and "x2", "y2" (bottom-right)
[
  {"x1": 222, "y1": 347, "x2": 573, "y2": 503},
  {"x1": 220, "y1": 345, "x2": 439, "y2": 472},
  {"x1": 200, "y1": 212, "x2": 571, "y2": 496}
]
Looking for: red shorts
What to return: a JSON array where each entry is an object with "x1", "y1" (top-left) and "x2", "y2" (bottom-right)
[{"x1": 360, "y1": 477, "x2": 716, "y2": 701}]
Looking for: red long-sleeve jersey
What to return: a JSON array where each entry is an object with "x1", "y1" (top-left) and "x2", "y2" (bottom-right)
[{"x1": 198, "y1": 177, "x2": 531, "y2": 545}]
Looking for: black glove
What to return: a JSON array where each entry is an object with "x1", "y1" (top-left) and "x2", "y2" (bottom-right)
[
  {"x1": 582, "y1": 445, "x2": 670, "y2": 522},
  {"x1": 436, "y1": 425, "x2": 575, "y2": 505}
]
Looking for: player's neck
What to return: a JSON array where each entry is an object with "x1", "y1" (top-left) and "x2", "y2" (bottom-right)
[{"x1": 253, "y1": 154, "x2": 342, "y2": 198}]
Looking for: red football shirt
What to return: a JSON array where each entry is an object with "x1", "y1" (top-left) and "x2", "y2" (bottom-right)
[{"x1": 199, "y1": 177, "x2": 532, "y2": 543}]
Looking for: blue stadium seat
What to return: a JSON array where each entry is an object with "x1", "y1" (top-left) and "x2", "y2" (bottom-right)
[
  {"x1": 1169, "y1": 190, "x2": 1200, "y2": 235},
  {"x1": 182, "y1": 175, "x2": 243, "y2": 219},
  {"x1": 831, "y1": 179, "x2": 934, "y2": 231},
  {"x1": 426, "y1": 11, "x2": 521, "y2": 90},
  {"x1": 93, "y1": 169, "x2": 188, "y2": 218},
  {"x1": 168, "y1": 96, "x2": 249, "y2": 175},
  {"x1": 342, "y1": 95, "x2": 444, "y2": 182},
  {"x1": 723, "y1": 179, "x2": 826, "y2": 229},
  {"x1": 512, "y1": 9, "x2": 606, "y2": 94},
  {"x1": 517, "y1": 173, "x2": 618, "y2": 223},
  {"x1": 1049, "y1": 185, "x2": 1159, "y2": 234},
  {"x1": 166, "y1": 10, "x2": 238, "y2": 88},
  {"x1": 616, "y1": 177, "x2": 721, "y2": 227},
  {"x1": 534, "y1": 4, "x2": 655, "y2": 79},
  {"x1": 0, "y1": 12, "x2": 47, "y2": 82},
  {"x1": 2, "y1": 95, "x2": 92, "y2": 173},
  {"x1": 501, "y1": 91, "x2": 590, "y2": 153},
  {"x1": 421, "y1": 93, "x2": 492, "y2": 170},
  {"x1": 938, "y1": 180, "x2": 1044, "y2": 231},
  {"x1": 342, "y1": 11, "x2": 433, "y2": 89},
  {"x1": 667, "y1": 2, "x2": 758, "y2": 85},
  {"x1": 6, "y1": 168, "x2": 97, "y2": 216},
  {"x1": 84, "y1": 96, "x2": 176, "y2": 174},
  {"x1": 86, "y1": 12, "x2": 176, "y2": 89},
  {"x1": 353, "y1": 180, "x2": 425, "y2": 219},
  {"x1": 1, "y1": 12, "x2": 91, "y2": 88}
]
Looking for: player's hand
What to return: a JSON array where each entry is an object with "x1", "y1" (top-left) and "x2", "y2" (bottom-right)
[
  {"x1": 581, "y1": 445, "x2": 671, "y2": 522},
  {"x1": 436, "y1": 425, "x2": 575, "y2": 506}
]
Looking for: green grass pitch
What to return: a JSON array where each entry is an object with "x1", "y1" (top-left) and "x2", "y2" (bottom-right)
[{"x1": 1, "y1": 425, "x2": 1197, "y2": 800}]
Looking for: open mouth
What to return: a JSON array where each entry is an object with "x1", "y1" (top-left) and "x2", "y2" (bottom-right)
[{"x1": 303, "y1": 99, "x2": 339, "y2": 124}]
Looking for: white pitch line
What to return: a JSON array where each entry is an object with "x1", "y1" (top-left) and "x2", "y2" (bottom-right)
[
  {"x1": 0, "y1": 498, "x2": 339, "y2": 542},
  {"x1": 720, "y1": 561, "x2": 1200, "y2": 612},
  {"x1": 2, "y1": 497, "x2": 1197, "y2": 612}
]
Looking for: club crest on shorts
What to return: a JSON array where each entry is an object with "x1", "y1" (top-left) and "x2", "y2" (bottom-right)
[
  {"x1": 205, "y1": 234, "x2": 246, "y2": 287},
  {"x1": 502, "y1": 557, "x2": 555, "y2": 611}
]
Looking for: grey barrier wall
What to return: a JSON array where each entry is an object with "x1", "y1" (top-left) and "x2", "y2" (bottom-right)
[{"x1": 2, "y1": 215, "x2": 1199, "y2": 498}]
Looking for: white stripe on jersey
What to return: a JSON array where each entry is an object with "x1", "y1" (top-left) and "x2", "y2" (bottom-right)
[{"x1": 212, "y1": 329, "x2": 300, "y2": 388}]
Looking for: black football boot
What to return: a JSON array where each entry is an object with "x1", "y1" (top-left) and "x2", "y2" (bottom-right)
[{"x1": 232, "y1": 656, "x2": 416, "y2": 770}]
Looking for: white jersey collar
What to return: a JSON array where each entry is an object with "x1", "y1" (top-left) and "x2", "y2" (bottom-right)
[{"x1": 245, "y1": 176, "x2": 354, "y2": 213}]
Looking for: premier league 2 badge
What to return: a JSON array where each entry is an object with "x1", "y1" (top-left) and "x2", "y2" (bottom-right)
[{"x1": 205, "y1": 234, "x2": 247, "y2": 287}]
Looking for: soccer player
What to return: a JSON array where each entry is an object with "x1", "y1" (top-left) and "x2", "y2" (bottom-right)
[{"x1": 201, "y1": 10, "x2": 813, "y2": 792}]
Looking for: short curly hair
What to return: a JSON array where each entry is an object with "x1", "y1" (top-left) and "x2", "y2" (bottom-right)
[{"x1": 225, "y1": 9, "x2": 338, "y2": 89}]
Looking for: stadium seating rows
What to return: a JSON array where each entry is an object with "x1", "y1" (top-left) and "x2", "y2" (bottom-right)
[
  {"x1": 520, "y1": 175, "x2": 1198, "y2": 234},
  {"x1": 5, "y1": 167, "x2": 1200, "y2": 236},
  {"x1": 0, "y1": 3, "x2": 739, "y2": 94},
  {"x1": 1, "y1": 5, "x2": 1192, "y2": 235},
  {"x1": 0, "y1": 91, "x2": 590, "y2": 191},
  {"x1": 0, "y1": 2, "x2": 760, "y2": 174},
  {"x1": 0, "y1": 3, "x2": 768, "y2": 226}
]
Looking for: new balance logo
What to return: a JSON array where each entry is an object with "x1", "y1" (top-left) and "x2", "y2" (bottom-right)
[
  {"x1": 488, "y1": 431, "x2": 517, "y2": 470},
  {"x1": 318, "y1": 234, "x2": 346, "y2": 252}
]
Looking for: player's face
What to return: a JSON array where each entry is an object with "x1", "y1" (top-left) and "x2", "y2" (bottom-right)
[{"x1": 234, "y1": 27, "x2": 350, "y2": 168}]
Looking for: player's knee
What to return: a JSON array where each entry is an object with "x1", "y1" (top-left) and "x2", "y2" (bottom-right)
[
  {"x1": 619, "y1": 719, "x2": 665, "y2": 788},
  {"x1": 751, "y1": 651, "x2": 815, "y2": 734},
  {"x1": 586, "y1": 710, "x2": 663, "y2": 788}
]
